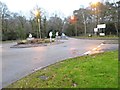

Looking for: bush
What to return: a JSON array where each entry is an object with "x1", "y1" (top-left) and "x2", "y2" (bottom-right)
[
  {"x1": 17, "y1": 39, "x2": 55, "y2": 45},
  {"x1": 17, "y1": 40, "x2": 27, "y2": 44},
  {"x1": 44, "y1": 39, "x2": 50, "y2": 43},
  {"x1": 105, "y1": 23, "x2": 117, "y2": 35}
]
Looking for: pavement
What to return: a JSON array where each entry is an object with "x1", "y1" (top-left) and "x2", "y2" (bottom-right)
[{"x1": 1, "y1": 38, "x2": 118, "y2": 88}]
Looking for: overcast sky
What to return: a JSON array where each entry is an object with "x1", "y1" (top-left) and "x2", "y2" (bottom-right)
[{"x1": 0, "y1": 0, "x2": 118, "y2": 19}]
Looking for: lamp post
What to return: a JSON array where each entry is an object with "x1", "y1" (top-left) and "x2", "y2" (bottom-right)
[
  {"x1": 70, "y1": 15, "x2": 77, "y2": 36},
  {"x1": 35, "y1": 10, "x2": 41, "y2": 39},
  {"x1": 38, "y1": 18, "x2": 41, "y2": 39},
  {"x1": 91, "y1": 2, "x2": 99, "y2": 27},
  {"x1": 117, "y1": 1, "x2": 120, "y2": 61}
]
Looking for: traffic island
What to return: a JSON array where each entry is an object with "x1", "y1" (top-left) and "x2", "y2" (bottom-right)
[{"x1": 10, "y1": 39, "x2": 63, "y2": 48}]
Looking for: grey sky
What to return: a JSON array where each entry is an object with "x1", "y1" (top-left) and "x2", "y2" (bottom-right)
[{"x1": 1, "y1": 0, "x2": 119, "y2": 19}]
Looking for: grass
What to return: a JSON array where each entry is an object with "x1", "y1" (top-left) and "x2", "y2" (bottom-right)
[
  {"x1": 74, "y1": 35, "x2": 118, "y2": 40},
  {"x1": 7, "y1": 50, "x2": 118, "y2": 88}
]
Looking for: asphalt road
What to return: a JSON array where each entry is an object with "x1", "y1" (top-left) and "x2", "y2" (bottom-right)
[{"x1": 1, "y1": 38, "x2": 118, "y2": 88}]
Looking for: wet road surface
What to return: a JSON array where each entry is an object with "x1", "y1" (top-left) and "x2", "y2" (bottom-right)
[{"x1": 1, "y1": 38, "x2": 118, "y2": 88}]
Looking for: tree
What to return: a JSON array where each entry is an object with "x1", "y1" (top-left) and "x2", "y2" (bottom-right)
[
  {"x1": 42, "y1": 16, "x2": 47, "y2": 38},
  {"x1": 88, "y1": 1, "x2": 118, "y2": 35},
  {"x1": 17, "y1": 15, "x2": 27, "y2": 39},
  {"x1": 47, "y1": 14, "x2": 63, "y2": 37},
  {"x1": 29, "y1": 6, "x2": 47, "y2": 38},
  {"x1": 0, "y1": 1, "x2": 11, "y2": 40}
]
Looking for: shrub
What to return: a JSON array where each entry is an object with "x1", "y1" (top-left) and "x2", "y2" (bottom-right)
[
  {"x1": 17, "y1": 40, "x2": 27, "y2": 44},
  {"x1": 17, "y1": 39, "x2": 55, "y2": 44}
]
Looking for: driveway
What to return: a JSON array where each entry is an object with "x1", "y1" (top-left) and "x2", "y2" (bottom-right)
[{"x1": 1, "y1": 38, "x2": 118, "y2": 88}]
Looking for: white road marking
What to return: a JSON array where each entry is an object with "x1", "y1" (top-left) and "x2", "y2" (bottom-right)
[
  {"x1": 100, "y1": 43, "x2": 104, "y2": 46},
  {"x1": 92, "y1": 48, "x2": 97, "y2": 51},
  {"x1": 83, "y1": 43, "x2": 104, "y2": 55},
  {"x1": 97, "y1": 45, "x2": 101, "y2": 48},
  {"x1": 83, "y1": 51, "x2": 91, "y2": 55}
]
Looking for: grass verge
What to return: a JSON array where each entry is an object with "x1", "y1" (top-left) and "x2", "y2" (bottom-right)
[
  {"x1": 7, "y1": 50, "x2": 118, "y2": 88},
  {"x1": 74, "y1": 35, "x2": 118, "y2": 40}
]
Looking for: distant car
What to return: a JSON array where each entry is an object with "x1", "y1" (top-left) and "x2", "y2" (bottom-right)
[{"x1": 61, "y1": 33, "x2": 68, "y2": 40}]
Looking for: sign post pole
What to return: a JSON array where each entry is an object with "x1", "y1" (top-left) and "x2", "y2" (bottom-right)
[{"x1": 49, "y1": 32, "x2": 52, "y2": 43}]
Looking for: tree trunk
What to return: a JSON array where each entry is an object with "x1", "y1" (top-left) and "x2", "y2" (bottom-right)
[{"x1": 114, "y1": 22, "x2": 118, "y2": 36}]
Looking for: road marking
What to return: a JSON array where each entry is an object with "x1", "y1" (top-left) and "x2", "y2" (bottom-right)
[
  {"x1": 83, "y1": 51, "x2": 91, "y2": 55},
  {"x1": 100, "y1": 43, "x2": 104, "y2": 46},
  {"x1": 97, "y1": 45, "x2": 101, "y2": 48},
  {"x1": 83, "y1": 43, "x2": 104, "y2": 55},
  {"x1": 92, "y1": 48, "x2": 97, "y2": 51}
]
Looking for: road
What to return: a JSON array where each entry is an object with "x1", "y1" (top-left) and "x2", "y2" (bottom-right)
[{"x1": 1, "y1": 38, "x2": 118, "y2": 88}]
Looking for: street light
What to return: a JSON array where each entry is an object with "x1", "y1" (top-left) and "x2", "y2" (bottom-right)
[
  {"x1": 35, "y1": 10, "x2": 41, "y2": 39},
  {"x1": 117, "y1": 1, "x2": 120, "y2": 61},
  {"x1": 70, "y1": 15, "x2": 77, "y2": 36},
  {"x1": 91, "y1": 2, "x2": 99, "y2": 26}
]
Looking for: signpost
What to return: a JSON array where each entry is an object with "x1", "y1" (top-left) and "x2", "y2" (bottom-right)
[
  {"x1": 27, "y1": 33, "x2": 34, "y2": 40},
  {"x1": 56, "y1": 32, "x2": 58, "y2": 36},
  {"x1": 49, "y1": 32, "x2": 52, "y2": 43},
  {"x1": 29, "y1": 33, "x2": 32, "y2": 38},
  {"x1": 94, "y1": 28, "x2": 98, "y2": 35},
  {"x1": 97, "y1": 24, "x2": 106, "y2": 36},
  {"x1": 94, "y1": 28, "x2": 98, "y2": 32},
  {"x1": 97, "y1": 24, "x2": 106, "y2": 28},
  {"x1": 56, "y1": 32, "x2": 59, "y2": 42}
]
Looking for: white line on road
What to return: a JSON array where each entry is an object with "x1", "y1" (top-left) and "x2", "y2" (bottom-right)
[
  {"x1": 97, "y1": 45, "x2": 101, "y2": 48},
  {"x1": 92, "y1": 48, "x2": 97, "y2": 51},
  {"x1": 100, "y1": 43, "x2": 104, "y2": 46},
  {"x1": 83, "y1": 51, "x2": 91, "y2": 55},
  {"x1": 83, "y1": 43, "x2": 104, "y2": 55}
]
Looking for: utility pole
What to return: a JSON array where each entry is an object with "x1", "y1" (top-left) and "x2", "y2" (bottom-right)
[
  {"x1": 35, "y1": 9, "x2": 41, "y2": 39},
  {"x1": 117, "y1": 1, "x2": 120, "y2": 61}
]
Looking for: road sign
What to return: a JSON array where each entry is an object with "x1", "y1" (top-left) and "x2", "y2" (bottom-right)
[
  {"x1": 49, "y1": 32, "x2": 52, "y2": 43},
  {"x1": 94, "y1": 28, "x2": 98, "y2": 32},
  {"x1": 97, "y1": 24, "x2": 106, "y2": 28},
  {"x1": 56, "y1": 32, "x2": 58, "y2": 36},
  {"x1": 29, "y1": 33, "x2": 32, "y2": 38},
  {"x1": 49, "y1": 32, "x2": 52, "y2": 37}
]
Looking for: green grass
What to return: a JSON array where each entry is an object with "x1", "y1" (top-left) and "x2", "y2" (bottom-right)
[
  {"x1": 74, "y1": 35, "x2": 118, "y2": 40},
  {"x1": 7, "y1": 50, "x2": 118, "y2": 88}
]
